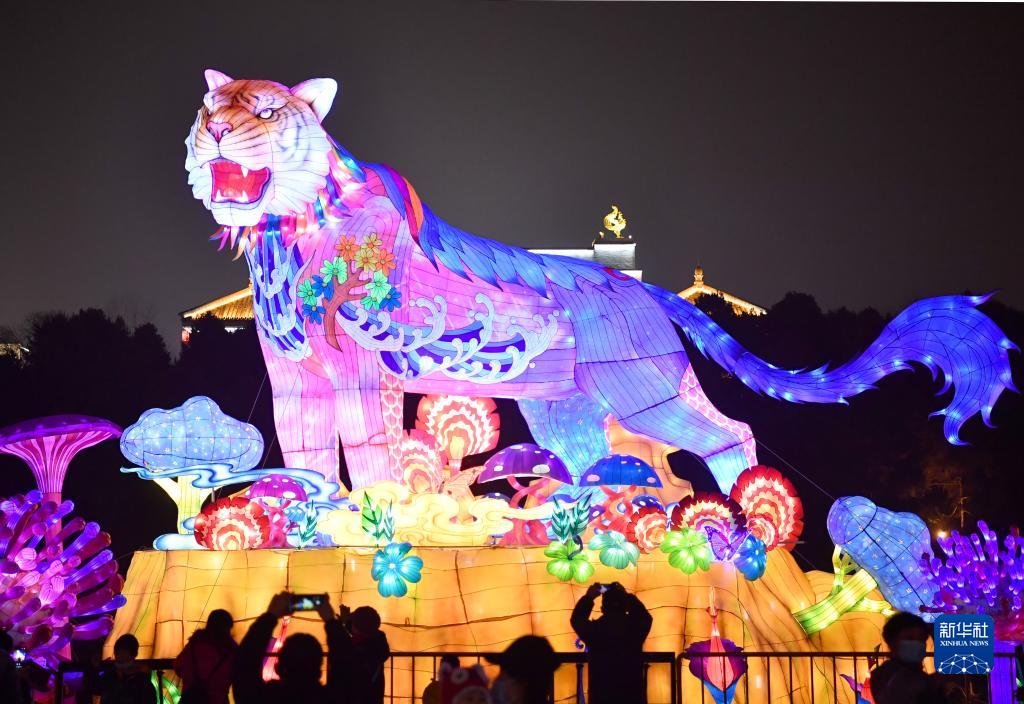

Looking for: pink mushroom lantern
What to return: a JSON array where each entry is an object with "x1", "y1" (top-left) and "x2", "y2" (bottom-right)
[
  {"x1": 0, "y1": 415, "x2": 121, "y2": 536},
  {"x1": 479, "y1": 444, "x2": 572, "y2": 546},
  {"x1": 247, "y1": 474, "x2": 308, "y2": 508},
  {"x1": 245, "y1": 475, "x2": 309, "y2": 548}
]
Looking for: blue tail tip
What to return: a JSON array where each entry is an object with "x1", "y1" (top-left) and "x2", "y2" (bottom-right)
[{"x1": 969, "y1": 291, "x2": 998, "y2": 306}]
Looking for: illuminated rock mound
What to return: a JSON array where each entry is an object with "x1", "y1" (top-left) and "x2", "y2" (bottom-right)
[{"x1": 108, "y1": 546, "x2": 885, "y2": 703}]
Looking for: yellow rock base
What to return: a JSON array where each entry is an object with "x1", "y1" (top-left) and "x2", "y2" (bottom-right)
[{"x1": 108, "y1": 547, "x2": 884, "y2": 703}]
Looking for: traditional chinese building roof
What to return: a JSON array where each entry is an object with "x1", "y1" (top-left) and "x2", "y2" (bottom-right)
[
  {"x1": 678, "y1": 266, "x2": 766, "y2": 316},
  {"x1": 180, "y1": 288, "x2": 255, "y2": 323}
]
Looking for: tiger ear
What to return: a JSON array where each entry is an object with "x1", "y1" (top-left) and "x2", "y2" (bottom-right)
[
  {"x1": 291, "y1": 78, "x2": 338, "y2": 122},
  {"x1": 205, "y1": 69, "x2": 234, "y2": 91}
]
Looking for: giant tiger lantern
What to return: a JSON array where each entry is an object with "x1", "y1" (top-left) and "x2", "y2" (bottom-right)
[
  {"x1": 103, "y1": 70, "x2": 1018, "y2": 704},
  {"x1": 185, "y1": 69, "x2": 1013, "y2": 495}
]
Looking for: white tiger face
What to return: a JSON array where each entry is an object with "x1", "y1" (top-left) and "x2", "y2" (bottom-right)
[{"x1": 184, "y1": 70, "x2": 337, "y2": 227}]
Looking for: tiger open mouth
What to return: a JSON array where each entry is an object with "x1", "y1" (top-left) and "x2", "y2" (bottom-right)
[{"x1": 209, "y1": 159, "x2": 271, "y2": 205}]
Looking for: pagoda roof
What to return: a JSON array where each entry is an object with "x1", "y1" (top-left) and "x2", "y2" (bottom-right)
[
  {"x1": 678, "y1": 266, "x2": 765, "y2": 316},
  {"x1": 180, "y1": 288, "x2": 254, "y2": 322}
]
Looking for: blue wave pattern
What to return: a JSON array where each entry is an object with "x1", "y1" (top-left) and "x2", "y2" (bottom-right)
[{"x1": 246, "y1": 225, "x2": 310, "y2": 361}]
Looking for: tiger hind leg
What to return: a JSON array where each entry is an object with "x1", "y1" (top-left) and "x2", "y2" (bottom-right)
[
  {"x1": 578, "y1": 353, "x2": 754, "y2": 493},
  {"x1": 518, "y1": 393, "x2": 610, "y2": 484}
]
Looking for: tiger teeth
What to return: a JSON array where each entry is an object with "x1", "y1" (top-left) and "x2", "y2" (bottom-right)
[
  {"x1": 215, "y1": 189, "x2": 224, "y2": 202},
  {"x1": 241, "y1": 190, "x2": 249, "y2": 201},
  {"x1": 240, "y1": 166, "x2": 249, "y2": 177}
]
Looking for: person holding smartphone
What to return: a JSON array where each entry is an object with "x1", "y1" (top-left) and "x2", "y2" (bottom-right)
[
  {"x1": 231, "y1": 592, "x2": 351, "y2": 704},
  {"x1": 570, "y1": 582, "x2": 652, "y2": 704}
]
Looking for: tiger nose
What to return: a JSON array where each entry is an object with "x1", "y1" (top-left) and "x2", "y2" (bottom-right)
[{"x1": 207, "y1": 121, "x2": 232, "y2": 143}]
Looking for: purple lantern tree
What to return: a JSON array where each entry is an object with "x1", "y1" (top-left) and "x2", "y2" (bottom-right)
[
  {"x1": 922, "y1": 520, "x2": 1023, "y2": 702},
  {"x1": 0, "y1": 415, "x2": 122, "y2": 505}
]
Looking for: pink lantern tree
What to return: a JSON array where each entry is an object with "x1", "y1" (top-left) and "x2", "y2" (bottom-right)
[
  {"x1": 0, "y1": 415, "x2": 122, "y2": 506},
  {"x1": 396, "y1": 430, "x2": 447, "y2": 494},
  {"x1": 0, "y1": 415, "x2": 120, "y2": 542}
]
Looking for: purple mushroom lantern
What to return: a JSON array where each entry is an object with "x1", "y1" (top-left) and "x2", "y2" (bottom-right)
[
  {"x1": 0, "y1": 415, "x2": 121, "y2": 540},
  {"x1": 579, "y1": 455, "x2": 662, "y2": 533},
  {"x1": 480, "y1": 443, "x2": 572, "y2": 547},
  {"x1": 479, "y1": 443, "x2": 573, "y2": 508}
]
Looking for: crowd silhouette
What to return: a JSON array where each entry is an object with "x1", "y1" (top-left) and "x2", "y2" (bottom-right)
[{"x1": 0, "y1": 594, "x2": 1008, "y2": 703}]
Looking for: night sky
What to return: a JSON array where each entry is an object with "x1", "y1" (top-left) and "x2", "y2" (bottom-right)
[{"x1": 3, "y1": 2, "x2": 1022, "y2": 346}]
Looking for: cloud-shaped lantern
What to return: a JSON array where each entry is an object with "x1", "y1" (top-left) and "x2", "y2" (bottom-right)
[{"x1": 121, "y1": 396, "x2": 264, "y2": 471}]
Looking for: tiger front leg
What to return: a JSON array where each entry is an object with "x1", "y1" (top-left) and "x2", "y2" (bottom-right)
[{"x1": 327, "y1": 340, "x2": 404, "y2": 489}]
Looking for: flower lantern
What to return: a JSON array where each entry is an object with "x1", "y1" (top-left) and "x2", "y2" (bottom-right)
[
  {"x1": 625, "y1": 506, "x2": 669, "y2": 553},
  {"x1": 370, "y1": 542, "x2": 424, "y2": 598},
  {"x1": 661, "y1": 527, "x2": 713, "y2": 575},
  {"x1": 686, "y1": 589, "x2": 747, "y2": 704},
  {"x1": 670, "y1": 493, "x2": 747, "y2": 540}
]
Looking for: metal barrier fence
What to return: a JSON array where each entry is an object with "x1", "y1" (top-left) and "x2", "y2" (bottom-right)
[
  {"x1": 680, "y1": 651, "x2": 1020, "y2": 704},
  {"x1": 54, "y1": 652, "x2": 677, "y2": 704},
  {"x1": 53, "y1": 650, "x2": 1019, "y2": 704}
]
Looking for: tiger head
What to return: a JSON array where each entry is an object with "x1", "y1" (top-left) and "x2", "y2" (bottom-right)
[{"x1": 185, "y1": 70, "x2": 337, "y2": 228}]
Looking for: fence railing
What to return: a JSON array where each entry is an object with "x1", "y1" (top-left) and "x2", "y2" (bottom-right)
[
  {"x1": 53, "y1": 649, "x2": 1019, "y2": 704},
  {"x1": 680, "y1": 651, "x2": 1020, "y2": 704}
]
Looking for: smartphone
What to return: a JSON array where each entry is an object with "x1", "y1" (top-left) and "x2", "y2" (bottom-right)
[
  {"x1": 290, "y1": 594, "x2": 326, "y2": 611},
  {"x1": 598, "y1": 584, "x2": 608, "y2": 594},
  {"x1": 12, "y1": 648, "x2": 26, "y2": 668}
]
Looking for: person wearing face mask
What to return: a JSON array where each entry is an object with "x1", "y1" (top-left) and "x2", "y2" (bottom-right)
[
  {"x1": 870, "y1": 612, "x2": 932, "y2": 704},
  {"x1": 86, "y1": 634, "x2": 157, "y2": 704}
]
